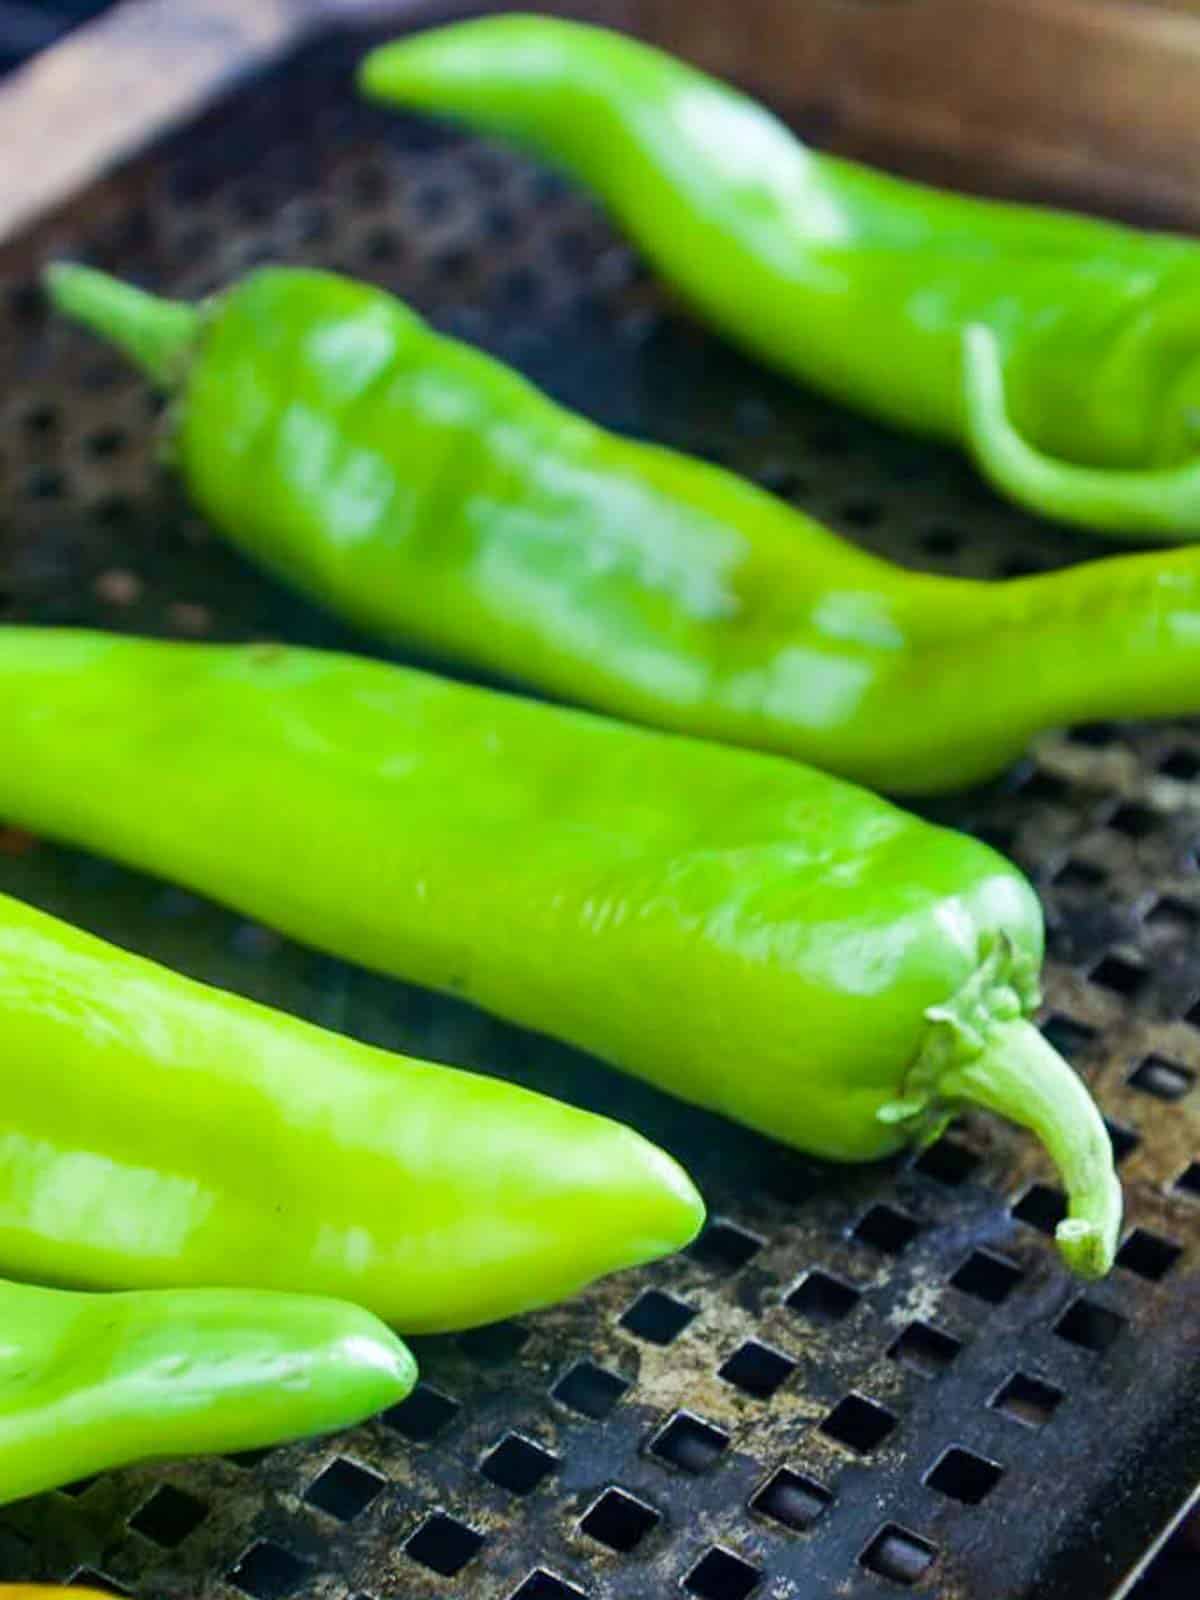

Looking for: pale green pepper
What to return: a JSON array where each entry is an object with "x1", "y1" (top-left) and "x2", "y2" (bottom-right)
[
  {"x1": 0, "y1": 882, "x2": 702, "y2": 1330},
  {"x1": 361, "y1": 13, "x2": 1200, "y2": 541},
  {"x1": 0, "y1": 1277, "x2": 415, "y2": 1505},
  {"x1": 0, "y1": 629, "x2": 1120, "y2": 1276}
]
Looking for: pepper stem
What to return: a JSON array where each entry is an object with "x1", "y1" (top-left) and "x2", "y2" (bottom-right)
[
  {"x1": 43, "y1": 263, "x2": 200, "y2": 390},
  {"x1": 962, "y1": 323, "x2": 1200, "y2": 542},
  {"x1": 938, "y1": 1017, "x2": 1121, "y2": 1278}
]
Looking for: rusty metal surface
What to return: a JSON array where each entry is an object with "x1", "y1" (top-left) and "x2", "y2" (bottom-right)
[{"x1": 1, "y1": 14, "x2": 1200, "y2": 1600}]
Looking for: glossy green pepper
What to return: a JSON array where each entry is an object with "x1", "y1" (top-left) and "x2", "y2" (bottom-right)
[
  {"x1": 0, "y1": 1276, "x2": 414, "y2": 1504},
  {"x1": 46, "y1": 261, "x2": 1200, "y2": 793},
  {"x1": 0, "y1": 883, "x2": 701, "y2": 1329},
  {"x1": 0, "y1": 628, "x2": 1120, "y2": 1276},
  {"x1": 361, "y1": 14, "x2": 1200, "y2": 542}
]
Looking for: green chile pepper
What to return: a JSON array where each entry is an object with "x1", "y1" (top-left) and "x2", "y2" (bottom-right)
[
  {"x1": 46, "y1": 261, "x2": 1200, "y2": 794},
  {"x1": 0, "y1": 884, "x2": 701, "y2": 1329},
  {"x1": 1, "y1": 1591, "x2": 118, "y2": 1598},
  {"x1": 0, "y1": 1276, "x2": 414, "y2": 1505},
  {"x1": 361, "y1": 14, "x2": 1200, "y2": 542},
  {"x1": 2, "y1": 1591, "x2": 131, "y2": 1598},
  {"x1": 0, "y1": 629, "x2": 1121, "y2": 1276}
]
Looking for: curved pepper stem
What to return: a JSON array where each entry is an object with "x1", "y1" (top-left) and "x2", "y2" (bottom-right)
[
  {"x1": 938, "y1": 1017, "x2": 1121, "y2": 1278},
  {"x1": 963, "y1": 324, "x2": 1200, "y2": 543},
  {"x1": 44, "y1": 263, "x2": 199, "y2": 390}
]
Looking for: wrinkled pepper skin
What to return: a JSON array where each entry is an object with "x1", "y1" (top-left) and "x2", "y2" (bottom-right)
[
  {"x1": 361, "y1": 15, "x2": 1200, "y2": 541},
  {"x1": 47, "y1": 264, "x2": 1200, "y2": 794},
  {"x1": 0, "y1": 630, "x2": 1120, "y2": 1275},
  {"x1": 0, "y1": 884, "x2": 701, "y2": 1330},
  {"x1": 0, "y1": 1277, "x2": 414, "y2": 1505}
]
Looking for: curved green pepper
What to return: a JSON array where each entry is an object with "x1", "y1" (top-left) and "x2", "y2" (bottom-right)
[
  {"x1": 46, "y1": 261, "x2": 1200, "y2": 793},
  {"x1": 360, "y1": 14, "x2": 1200, "y2": 542},
  {"x1": 0, "y1": 629, "x2": 1120, "y2": 1276},
  {"x1": 0, "y1": 883, "x2": 701, "y2": 1329},
  {"x1": 0, "y1": 1276, "x2": 414, "y2": 1504},
  {"x1": 2, "y1": 1591, "x2": 146, "y2": 1598}
]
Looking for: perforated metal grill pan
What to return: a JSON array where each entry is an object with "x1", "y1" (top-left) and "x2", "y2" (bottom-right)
[{"x1": 1, "y1": 5, "x2": 1199, "y2": 1598}]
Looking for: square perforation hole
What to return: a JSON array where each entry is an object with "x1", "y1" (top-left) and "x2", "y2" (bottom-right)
[
  {"x1": 509, "y1": 1573, "x2": 586, "y2": 1600},
  {"x1": 1146, "y1": 896, "x2": 1199, "y2": 934},
  {"x1": 972, "y1": 824, "x2": 1015, "y2": 855},
  {"x1": 579, "y1": 1486, "x2": 660, "y2": 1552},
  {"x1": 1160, "y1": 747, "x2": 1200, "y2": 782},
  {"x1": 1054, "y1": 858, "x2": 1105, "y2": 891},
  {"x1": 1041, "y1": 1013, "x2": 1098, "y2": 1059},
  {"x1": 1019, "y1": 769, "x2": 1069, "y2": 804},
  {"x1": 1108, "y1": 802, "x2": 1158, "y2": 840},
  {"x1": 458, "y1": 1319, "x2": 529, "y2": 1364},
  {"x1": 683, "y1": 1545, "x2": 762, "y2": 1600},
  {"x1": 1070, "y1": 721, "x2": 1120, "y2": 748},
  {"x1": 1130, "y1": 1054, "x2": 1195, "y2": 1101},
  {"x1": 619, "y1": 1288, "x2": 696, "y2": 1345},
  {"x1": 552, "y1": 1360, "x2": 629, "y2": 1419},
  {"x1": 851, "y1": 1202, "x2": 920, "y2": 1254},
  {"x1": 886, "y1": 1320, "x2": 962, "y2": 1378},
  {"x1": 59, "y1": 1476, "x2": 99, "y2": 1499},
  {"x1": 1011, "y1": 1182, "x2": 1067, "y2": 1236},
  {"x1": 990, "y1": 1371, "x2": 1064, "y2": 1427},
  {"x1": 1173, "y1": 1161, "x2": 1200, "y2": 1199},
  {"x1": 718, "y1": 1338, "x2": 797, "y2": 1399},
  {"x1": 860, "y1": 1524, "x2": 937, "y2": 1586},
  {"x1": 786, "y1": 1268, "x2": 860, "y2": 1323},
  {"x1": 304, "y1": 1457, "x2": 385, "y2": 1522},
  {"x1": 920, "y1": 525, "x2": 962, "y2": 557},
  {"x1": 1117, "y1": 1227, "x2": 1182, "y2": 1282},
  {"x1": 227, "y1": 1541, "x2": 311, "y2": 1600},
  {"x1": 404, "y1": 1511, "x2": 485, "y2": 1578},
  {"x1": 481, "y1": 1433, "x2": 558, "y2": 1496},
  {"x1": 913, "y1": 1137, "x2": 980, "y2": 1185},
  {"x1": 649, "y1": 1410, "x2": 730, "y2": 1474},
  {"x1": 751, "y1": 1467, "x2": 833, "y2": 1531},
  {"x1": 1105, "y1": 1118, "x2": 1141, "y2": 1164},
  {"x1": 1054, "y1": 1297, "x2": 1126, "y2": 1354},
  {"x1": 924, "y1": 1446, "x2": 1004, "y2": 1505},
  {"x1": 950, "y1": 1248, "x2": 1023, "y2": 1305},
  {"x1": 819, "y1": 1393, "x2": 896, "y2": 1455},
  {"x1": 128, "y1": 1484, "x2": 207, "y2": 1547},
  {"x1": 382, "y1": 1381, "x2": 459, "y2": 1442},
  {"x1": 1090, "y1": 953, "x2": 1148, "y2": 1000},
  {"x1": 689, "y1": 1218, "x2": 763, "y2": 1272}
]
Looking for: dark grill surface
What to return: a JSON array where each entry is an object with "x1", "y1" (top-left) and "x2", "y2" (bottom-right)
[{"x1": 2, "y1": 20, "x2": 1199, "y2": 1600}]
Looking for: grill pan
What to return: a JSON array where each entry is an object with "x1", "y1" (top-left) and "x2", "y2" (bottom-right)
[{"x1": 1, "y1": 3, "x2": 1199, "y2": 1597}]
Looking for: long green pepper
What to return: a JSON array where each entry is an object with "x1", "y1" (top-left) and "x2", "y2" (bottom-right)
[
  {"x1": 0, "y1": 1276, "x2": 414, "y2": 1504},
  {"x1": 47, "y1": 260, "x2": 1200, "y2": 792},
  {"x1": 0, "y1": 884, "x2": 701, "y2": 1330},
  {"x1": 361, "y1": 14, "x2": 1200, "y2": 542},
  {"x1": 0, "y1": 629, "x2": 1120, "y2": 1276}
]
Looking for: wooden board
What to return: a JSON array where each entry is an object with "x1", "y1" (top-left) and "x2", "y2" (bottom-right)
[{"x1": 1, "y1": 0, "x2": 1199, "y2": 244}]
